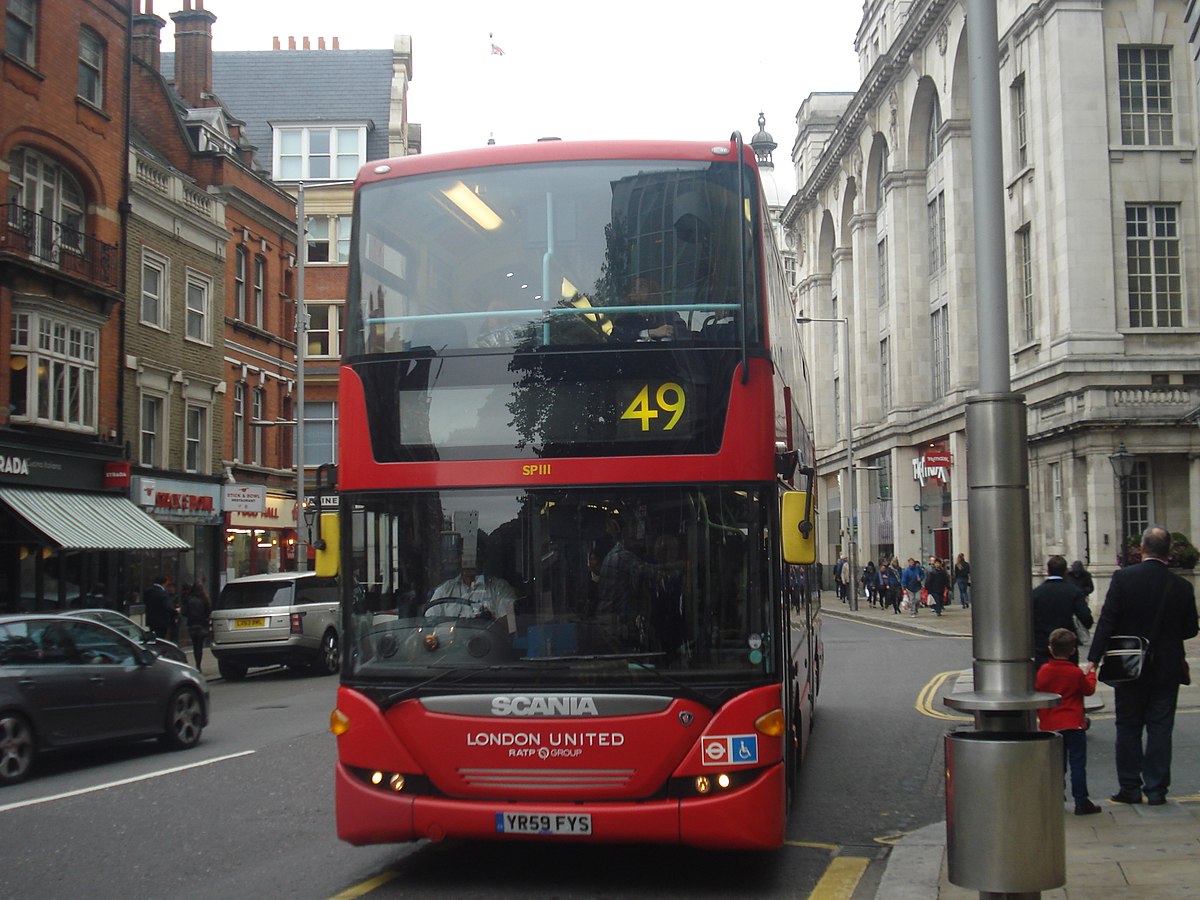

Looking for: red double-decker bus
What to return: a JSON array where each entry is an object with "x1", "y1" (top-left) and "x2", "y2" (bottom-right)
[{"x1": 324, "y1": 136, "x2": 821, "y2": 850}]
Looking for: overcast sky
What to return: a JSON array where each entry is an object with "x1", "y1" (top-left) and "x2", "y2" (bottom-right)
[{"x1": 170, "y1": 2, "x2": 863, "y2": 191}]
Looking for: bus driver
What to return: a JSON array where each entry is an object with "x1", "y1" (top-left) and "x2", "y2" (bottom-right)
[{"x1": 426, "y1": 562, "x2": 518, "y2": 632}]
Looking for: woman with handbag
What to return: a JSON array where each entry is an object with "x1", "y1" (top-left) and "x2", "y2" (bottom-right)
[{"x1": 1086, "y1": 526, "x2": 1198, "y2": 806}]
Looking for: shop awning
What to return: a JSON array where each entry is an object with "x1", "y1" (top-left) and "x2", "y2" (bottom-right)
[{"x1": 0, "y1": 487, "x2": 191, "y2": 551}]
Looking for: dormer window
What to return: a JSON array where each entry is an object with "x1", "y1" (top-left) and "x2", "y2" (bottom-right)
[{"x1": 273, "y1": 124, "x2": 367, "y2": 181}]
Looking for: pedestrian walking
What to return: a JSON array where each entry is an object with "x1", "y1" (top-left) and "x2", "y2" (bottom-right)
[
  {"x1": 1036, "y1": 628, "x2": 1102, "y2": 815},
  {"x1": 143, "y1": 574, "x2": 175, "y2": 638},
  {"x1": 923, "y1": 557, "x2": 949, "y2": 616},
  {"x1": 861, "y1": 561, "x2": 880, "y2": 608},
  {"x1": 886, "y1": 558, "x2": 903, "y2": 614},
  {"x1": 1066, "y1": 560, "x2": 1095, "y2": 600},
  {"x1": 902, "y1": 558, "x2": 924, "y2": 617},
  {"x1": 1087, "y1": 526, "x2": 1198, "y2": 806},
  {"x1": 1031, "y1": 555, "x2": 1093, "y2": 669},
  {"x1": 954, "y1": 553, "x2": 971, "y2": 608},
  {"x1": 184, "y1": 581, "x2": 212, "y2": 669}
]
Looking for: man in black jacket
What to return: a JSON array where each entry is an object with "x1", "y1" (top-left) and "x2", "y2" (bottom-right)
[
  {"x1": 1087, "y1": 526, "x2": 1198, "y2": 805},
  {"x1": 1031, "y1": 555, "x2": 1094, "y2": 668}
]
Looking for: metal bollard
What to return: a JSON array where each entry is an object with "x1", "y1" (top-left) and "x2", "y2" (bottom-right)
[{"x1": 946, "y1": 730, "x2": 1065, "y2": 893}]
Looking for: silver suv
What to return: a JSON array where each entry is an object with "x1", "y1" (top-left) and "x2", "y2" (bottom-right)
[{"x1": 210, "y1": 572, "x2": 339, "y2": 681}]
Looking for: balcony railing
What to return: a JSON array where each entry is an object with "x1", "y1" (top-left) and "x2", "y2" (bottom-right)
[{"x1": 1, "y1": 204, "x2": 119, "y2": 292}]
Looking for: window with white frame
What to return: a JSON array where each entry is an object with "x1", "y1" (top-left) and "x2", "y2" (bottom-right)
[
  {"x1": 306, "y1": 302, "x2": 344, "y2": 357},
  {"x1": 877, "y1": 238, "x2": 888, "y2": 311},
  {"x1": 305, "y1": 215, "x2": 350, "y2": 264},
  {"x1": 1126, "y1": 204, "x2": 1182, "y2": 327},
  {"x1": 1048, "y1": 461, "x2": 1064, "y2": 544},
  {"x1": 9, "y1": 309, "x2": 97, "y2": 432},
  {"x1": 5, "y1": 0, "x2": 36, "y2": 65},
  {"x1": 927, "y1": 193, "x2": 946, "y2": 276},
  {"x1": 1012, "y1": 74, "x2": 1028, "y2": 170},
  {"x1": 234, "y1": 246, "x2": 247, "y2": 320},
  {"x1": 252, "y1": 386, "x2": 264, "y2": 465},
  {"x1": 273, "y1": 125, "x2": 366, "y2": 181},
  {"x1": 880, "y1": 338, "x2": 891, "y2": 413},
  {"x1": 77, "y1": 26, "x2": 103, "y2": 107},
  {"x1": 184, "y1": 404, "x2": 208, "y2": 473},
  {"x1": 302, "y1": 401, "x2": 338, "y2": 466},
  {"x1": 140, "y1": 393, "x2": 164, "y2": 467},
  {"x1": 1119, "y1": 46, "x2": 1174, "y2": 146},
  {"x1": 185, "y1": 270, "x2": 212, "y2": 342},
  {"x1": 1017, "y1": 225, "x2": 1035, "y2": 342},
  {"x1": 931, "y1": 306, "x2": 950, "y2": 397},
  {"x1": 7, "y1": 146, "x2": 86, "y2": 263},
  {"x1": 1124, "y1": 459, "x2": 1151, "y2": 540},
  {"x1": 232, "y1": 383, "x2": 245, "y2": 463},
  {"x1": 140, "y1": 248, "x2": 169, "y2": 329},
  {"x1": 253, "y1": 255, "x2": 265, "y2": 325}
]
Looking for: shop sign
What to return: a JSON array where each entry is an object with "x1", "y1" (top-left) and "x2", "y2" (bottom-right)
[
  {"x1": 228, "y1": 495, "x2": 295, "y2": 529},
  {"x1": 134, "y1": 476, "x2": 223, "y2": 521},
  {"x1": 912, "y1": 458, "x2": 950, "y2": 487},
  {"x1": 223, "y1": 484, "x2": 266, "y2": 514},
  {"x1": 0, "y1": 455, "x2": 31, "y2": 476},
  {"x1": 104, "y1": 462, "x2": 131, "y2": 488}
]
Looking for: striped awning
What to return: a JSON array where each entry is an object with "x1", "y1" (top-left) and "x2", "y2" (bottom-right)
[{"x1": 0, "y1": 487, "x2": 191, "y2": 551}]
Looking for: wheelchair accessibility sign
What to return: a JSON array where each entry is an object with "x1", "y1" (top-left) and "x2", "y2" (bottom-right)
[{"x1": 701, "y1": 734, "x2": 759, "y2": 766}]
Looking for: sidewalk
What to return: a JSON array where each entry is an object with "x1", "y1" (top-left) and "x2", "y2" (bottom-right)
[{"x1": 831, "y1": 597, "x2": 1200, "y2": 898}]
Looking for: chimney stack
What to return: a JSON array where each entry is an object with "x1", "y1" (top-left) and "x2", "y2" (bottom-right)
[
  {"x1": 288, "y1": 36, "x2": 296, "y2": 50},
  {"x1": 272, "y1": 36, "x2": 280, "y2": 50},
  {"x1": 170, "y1": 0, "x2": 217, "y2": 107},
  {"x1": 333, "y1": 37, "x2": 340, "y2": 49},
  {"x1": 131, "y1": 0, "x2": 166, "y2": 71}
]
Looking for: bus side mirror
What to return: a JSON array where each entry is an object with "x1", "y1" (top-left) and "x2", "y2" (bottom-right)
[
  {"x1": 314, "y1": 512, "x2": 340, "y2": 578},
  {"x1": 781, "y1": 492, "x2": 816, "y2": 565}
]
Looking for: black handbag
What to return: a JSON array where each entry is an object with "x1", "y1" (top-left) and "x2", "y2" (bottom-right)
[{"x1": 1098, "y1": 635, "x2": 1150, "y2": 685}]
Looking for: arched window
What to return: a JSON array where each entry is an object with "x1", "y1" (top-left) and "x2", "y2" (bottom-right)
[
  {"x1": 925, "y1": 97, "x2": 943, "y2": 166},
  {"x1": 7, "y1": 146, "x2": 87, "y2": 262}
]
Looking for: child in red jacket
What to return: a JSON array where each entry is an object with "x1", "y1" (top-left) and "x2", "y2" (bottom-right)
[{"x1": 1037, "y1": 628, "x2": 1101, "y2": 815}]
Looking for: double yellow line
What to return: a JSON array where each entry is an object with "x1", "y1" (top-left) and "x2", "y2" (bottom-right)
[{"x1": 917, "y1": 670, "x2": 972, "y2": 722}]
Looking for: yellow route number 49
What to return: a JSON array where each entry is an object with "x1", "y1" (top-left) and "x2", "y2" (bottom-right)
[{"x1": 621, "y1": 382, "x2": 686, "y2": 431}]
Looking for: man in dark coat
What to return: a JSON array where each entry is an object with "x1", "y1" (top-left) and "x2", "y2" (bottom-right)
[
  {"x1": 1031, "y1": 555, "x2": 1093, "y2": 668},
  {"x1": 143, "y1": 575, "x2": 175, "y2": 638},
  {"x1": 1087, "y1": 526, "x2": 1198, "y2": 805}
]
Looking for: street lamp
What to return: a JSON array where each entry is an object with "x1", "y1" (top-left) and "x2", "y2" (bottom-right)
[
  {"x1": 1108, "y1": 442, "x2": 1136, "y2": 566},
  {"x1": 797, "y1": 315, "x2": 856, "y2": 610}
]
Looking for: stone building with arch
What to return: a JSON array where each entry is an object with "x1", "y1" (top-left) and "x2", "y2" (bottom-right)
[{"x1": 784, "y1": 0, "x2": 1200, "y2": 591}]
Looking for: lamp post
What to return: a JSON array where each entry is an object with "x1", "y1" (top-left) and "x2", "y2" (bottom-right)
[
  {"x1": 797, "y1": 315, "x2": 856, "y2": 610},
  {"x1": 1108, "y1": 442, "x2": 1136, "y2": 566}
]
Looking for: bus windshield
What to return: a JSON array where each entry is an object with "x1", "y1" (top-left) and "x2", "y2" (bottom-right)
[
  {"x1": 343, "y1": 485, "x2": 777, "y2": 695},
  {"x1": 347, "y1": 159, "x2": 759, "y2": 357}
]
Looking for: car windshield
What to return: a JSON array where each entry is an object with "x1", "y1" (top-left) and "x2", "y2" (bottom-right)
[
  {"x1": 216, "y1": 582, "x2": 295, "y2": 610},
  {"x1": 73, "y1": 610, "x2": 141, "y2": 641},
  {"x1": 342, "y1": 485, "x2": 778, "y2": 694}
]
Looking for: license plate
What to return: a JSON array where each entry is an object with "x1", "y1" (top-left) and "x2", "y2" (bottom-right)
[
  {"x1": 234, "y1": 617, "x2": 266, "y2": 628},
  {"x1": 495, "y1": 812, "x2": 592, "y2": 836}
]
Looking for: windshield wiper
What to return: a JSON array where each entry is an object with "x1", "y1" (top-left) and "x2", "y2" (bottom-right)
[{"x1": 368, "y1": 663, "x2": 569, "y2": 710}]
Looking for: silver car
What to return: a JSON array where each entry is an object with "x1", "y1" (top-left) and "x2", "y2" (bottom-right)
[
  {"x1": 210, "y1": 572, "x2": 339, "y2": 680},
  {"x1": 63, "y1": 608, "x2": 189, "y2": 664},
  {"x1": 0, "y1": 614, "x2": 208, "y2": 785}
]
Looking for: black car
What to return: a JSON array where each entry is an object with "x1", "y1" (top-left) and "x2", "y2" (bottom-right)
[
  {"x1": 0, "y1": 614, "x2": 209, "y2": 785},
  {"x1": 63, "y1": 609, "x2": 190, "y2": 664}
]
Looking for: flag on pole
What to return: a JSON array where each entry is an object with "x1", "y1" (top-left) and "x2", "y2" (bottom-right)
[{"x1": 491, "y1": 43, "x2": 505, "y2": 55}]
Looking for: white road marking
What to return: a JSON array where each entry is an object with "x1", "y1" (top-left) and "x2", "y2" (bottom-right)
[{"x1": 0, "y1": 750, "x2": 256, "y2": 814}]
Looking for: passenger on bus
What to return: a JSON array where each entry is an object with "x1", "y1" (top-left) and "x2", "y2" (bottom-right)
[{"x1": 612, "y1": 276, "x2": 688, "y2": 342}]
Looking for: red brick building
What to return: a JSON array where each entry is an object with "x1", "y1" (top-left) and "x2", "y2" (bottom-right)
[
  {"x1": 1, "y1": 0, "x2": 193, "y2": 611},
  {"x1": 130, "y1": 0, "x2": 301, "y2": 580}
]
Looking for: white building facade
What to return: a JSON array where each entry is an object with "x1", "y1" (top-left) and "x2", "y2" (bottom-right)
[{"x1": 785, "y1": 0, "x2": 1200, "y2": 589}]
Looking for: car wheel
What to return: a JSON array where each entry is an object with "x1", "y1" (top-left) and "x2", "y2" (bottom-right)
[
  {"x1": 0, "y1": 712, "x2": 35, "y2": 785},
  {"x1": 218, "y1": 659, "x2": 247, "y2": 681},
  {"x1": 317, "y1": 630, "x2": 339, "y2": 676},
  {"x1": 161, "y1": 688, "x2": 204, "y2": 750}
]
